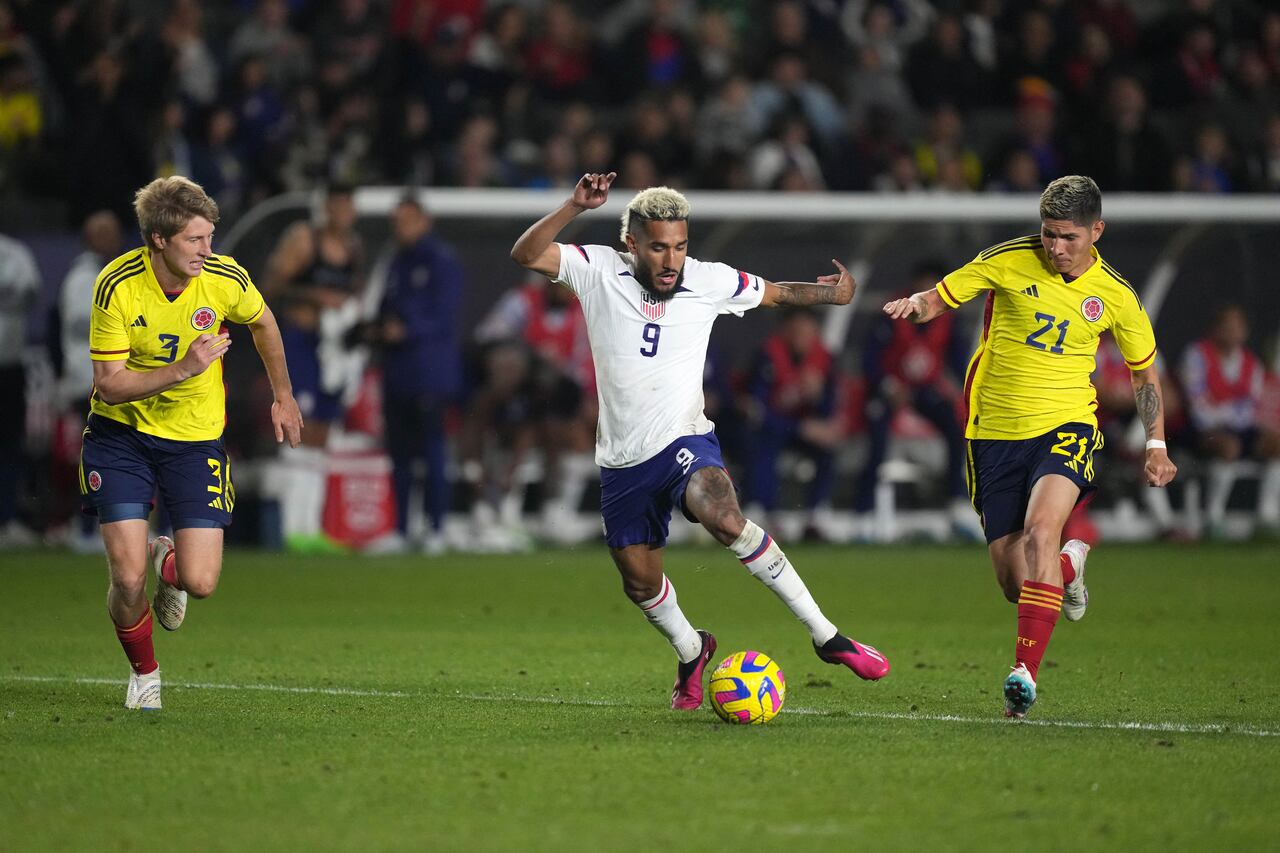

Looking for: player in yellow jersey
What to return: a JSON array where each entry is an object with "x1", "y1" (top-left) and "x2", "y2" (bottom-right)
[
  {"x1": 82, "y1": 176, "x2": 303, "y2": 710},
  {"x1": 883, "y1": 176, "x2": 1178, "y2": 718}
]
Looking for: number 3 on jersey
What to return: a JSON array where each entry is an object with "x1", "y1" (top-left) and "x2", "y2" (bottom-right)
[
  {"x1": 1025, "y1": 312, "x2": 1070, "y2": 354},
  {"x1": 156, "y1": 333, "x2": 180, "y2": 363},
  {"x1": 640, "y1": 322, "x2": 661, "y2": 357}
]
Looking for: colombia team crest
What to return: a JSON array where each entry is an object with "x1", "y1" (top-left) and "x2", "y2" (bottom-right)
[
  {"x1": 641, "y1": 290, "x2": 666, "y2": 321},
  {"x1": 1080, "y1": 296, "x2": 1104, "y2": 322},
  {"x1": 88, "y1": 470, "x2": 102, "y2": 491},
  {"x1": 191, "y1": 306, "x2": 217, "y2": 330}
]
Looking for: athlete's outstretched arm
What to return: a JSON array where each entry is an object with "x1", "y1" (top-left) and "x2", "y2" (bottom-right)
[
  {"x1": 1131, "y1": 363, "x2": 1177, "y2": 487},
  {"x1": 883, "y1": 288, "x2": 950, "y2": 323},
  {"x1": 762, "y1": 259, "x2": 856, "y2": 307},
  {"x1": 511, "y1": 171, "x2": 617, "y2": 278},
  {"x1": 248, "y1": 305, "x2": 303, "y2": 447},
  {"x1": 92, "y1": 333, "x2": 230, "y2": 405}
]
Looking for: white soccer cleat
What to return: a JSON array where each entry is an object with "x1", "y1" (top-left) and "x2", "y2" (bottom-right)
[
  {"x1": 150, "y1": 535, "x2": 187, "y2": 631},
  {"x1": 124, "y1": 668, "x2": 162, "y2": 710},
  {"x1": 1059, "y1": 539, "x2": 1090, "y2": 622}
]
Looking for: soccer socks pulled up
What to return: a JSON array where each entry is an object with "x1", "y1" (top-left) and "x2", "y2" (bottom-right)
[
  {"x1": 1015, "y1": 581, "x2": 1062, "y2": 681},
  {"x1": 1059, "y1": 550, "x2": 1076, "y2": 587},
  {"x1": 160, "y1": 549, "x2": 183, "y2": 590},
  {"x1": 637, "y1": 575, "x2": 703, "y2": 664},
  {"x1": 114, "y1": 609, "x2": 158, "y2": 675},
  {"x1": 730, "y1": 520, "x2": 838, "y2": 644}
]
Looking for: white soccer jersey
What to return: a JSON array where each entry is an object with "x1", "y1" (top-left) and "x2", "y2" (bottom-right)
[{"x1": 555, "y1": 242, "x2": 765, "y2": 468}]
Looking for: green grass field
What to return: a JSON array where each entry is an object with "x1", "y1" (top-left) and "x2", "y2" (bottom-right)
[{"x1": 2, "y1": 542, "x2": 1278, "y2": 851}]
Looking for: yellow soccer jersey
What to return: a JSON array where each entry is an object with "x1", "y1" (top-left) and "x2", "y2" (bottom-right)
[
  {"x1": 88, "y1": 248, "x2": 266, "y2": 441},
  {"x1": 937, "y1": 235, "x2": 1157, "y2": 440}
]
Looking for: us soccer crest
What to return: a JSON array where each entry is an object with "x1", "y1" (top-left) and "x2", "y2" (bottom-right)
[
  {"x1": 1080, "y1": 296, "x2": 1104, "y2": 322},
  {"x1": 191, "y1": 306, "x2": 217, "y2": 330},
  {"x1": 641, "y1": 290, "x2": 666, "y2": 321}
]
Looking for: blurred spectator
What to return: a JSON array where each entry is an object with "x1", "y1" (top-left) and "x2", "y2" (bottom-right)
[
  {"x1": 229, "y1": 54, "x2": 288, "y2": 200},
  {"x1": 468, "y1": 3, "x2": 529, "y2": 105},
  {"x1": 0, "y1": 231, "x2": 39, "y2": 547},
  {"x1": 694, "y1": 73, "x2": 760, "y2": 166},
  {"x1": 368, "y1": 194, "x2": 464, "y2": 553},
  {"x1": 906, "y1": 12, "x2": 987, "y2": 111},
  {"x1": 190, "y1": 106, "x2": 247, "y2": 220},
  {"x1": 749, "y1": 111, "x2": 827, "y2": 191},
  {"x1": 692, "y1": 8, "x2": 739, "y2": 92},
  {"x1": 228, "y1": 0, "x2": 310, "y2": 93},
  {"x1": 1092, "y1": 337, "x2": 1191, "y2": 540},
  {"x1": 1076, "y1": 75, "x2": 1173, "y2": 192},
  {"x1": 841, "y1": 0, "x2": 933, "y2": 77},
  {"x1": 1153, "y1": 20, "x2": 1224, "y2": 107},
  {"x1": 56, "y1": 210, "x2": 124, "y2": 552},
  {"x1": 263, "y1": 184, "x2": 367, "y2": 553},
  {"x1": 758, "y1": 0, "x2": 845, "y2": 95},
  {"x1": 612, "y1": 0, "x2": 699, "y2": 91},
  {"x1": 375, "y1": 96, "x2": 436, "y2": 186},
  {"x1": 161, "y1": 0, "x2": 218, "y2": 107},
  {"x1": 1174, "y1": 122, "x2": 1238, "y2": 193},
  {"x1": 741, "y1": 308, "x2": 844, "y2": 540},
  {"x1": 845, "y1": 41, "x2": 917, "y2": 133},
  {"x1": 912, "y1": 103, "x2": 982, "y2": 190},
  {"x1": 473, "y1": 275, "x2": 597, "y2": 543},
  {"x1": 154, "y1": 98, "x2": 194, "y2": 180},
  {"x1": 750, "y1": 51, "x2": 844, "y2": 152},
  {"x1": 987, "y1": 79, "x2": 1064, "y2": 188},
  {"x1": 997, "y1": 8, "x2": 1065, "y2": 107},
  {"x1": 524, "y1": 0, "x2": 592, "y2": 103},
  {"x1": 0, "y1": 50, "x2": 41, "y2": 195},
  {"x1": 313, "y1": 0, "x2": 385, "y2": 86},
  {"x1": 65, "y1": 50, "x2": 153, "y2": 228},
  {"x1": 1246, "y1": 112, "x2": 1280, "y2": 192},
  {"x1": 1180, "y1": 305, "x2": 1280, "y2": 536},
  {"x1": 852, "y1": 263, "x2": 971, "y2": 531},
  {"x1": 443, "y1": 113, "x2": 509, "y2": 187}
]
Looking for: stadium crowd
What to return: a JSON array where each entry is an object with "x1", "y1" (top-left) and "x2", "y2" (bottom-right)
[
  {"x1": 1, "y1": 0, "x2": 1279, "y2": 552},
  {"x1": 2, "y1": 0, "x2": 1280, "y2": 230}
]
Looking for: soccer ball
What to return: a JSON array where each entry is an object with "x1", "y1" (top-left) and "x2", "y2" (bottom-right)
[{"x1": 708, "y1": 650, "x2": 786, "y2": 725}]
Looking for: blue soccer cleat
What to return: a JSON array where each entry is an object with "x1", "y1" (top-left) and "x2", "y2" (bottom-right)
[{"x1": 1003, "y1": 663, "x2": 1037, "y2": 718}]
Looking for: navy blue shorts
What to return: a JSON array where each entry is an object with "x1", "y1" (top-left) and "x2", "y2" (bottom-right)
[
  {"x1": 600, "y1": 432, "x2": 728, "y2": 549},
  {"x1": 966, "y1": 421, "x2": 1103, "y2": 544},
  {"x1": 281, "y1": 325, "x2": 343, "y2": 422},
  {"x1": 79, "y1": 414, "x2": 234, "y2": 529}
]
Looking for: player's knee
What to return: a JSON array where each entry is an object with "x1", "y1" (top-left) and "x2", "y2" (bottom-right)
[
  {"x1": 109, "y1": 572, "x2": 147, "y2": 604},
  {"x1": 183, "y1": 575, "x2": 218, "y2": 599},
  {"x1": 621, "y1": 577, "x2": 660, "y2": 604},
  {"x1": 701, "y1": 508, "x2": 745, "y2": 544}
]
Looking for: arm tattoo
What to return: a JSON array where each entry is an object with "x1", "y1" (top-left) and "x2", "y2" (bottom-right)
[
  {"x1": 1135, "y1": 383, "x2": 1161, "y2": 438},
  {"x1": 771, "y1": 282, "x2": 840, "y2": 306}
]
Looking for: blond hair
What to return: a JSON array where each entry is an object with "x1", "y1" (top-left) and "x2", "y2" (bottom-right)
[
  {"x1": 134, "y1": 176, "x2": 220, "y2": 249},
  {"x1": 1039, "y1": 175, "x2": 1101, "y2": 225},
  {"x1": 620, "y1": 186, "x2": 690, "y2": 244}
]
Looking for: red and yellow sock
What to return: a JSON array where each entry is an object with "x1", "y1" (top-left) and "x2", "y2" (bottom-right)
[
  {"x1": 160, "y1": 550, "x2": 183, "y2": 589},
  {"x1": 1059, "y1": 551, "x2": 1076, "y2": 587},
  {"x1": 114, "y1": 609, "x2": 158, "y2": 675},
  {"x1": 1015, "y1": 580, "x2": 1062, "y2": 681}
]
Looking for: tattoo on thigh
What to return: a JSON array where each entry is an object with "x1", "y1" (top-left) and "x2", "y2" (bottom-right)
[{"x1": 688, "y1": 467, "x2": 736, "y2": 515}]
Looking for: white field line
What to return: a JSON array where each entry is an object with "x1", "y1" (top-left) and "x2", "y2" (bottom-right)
[{"x1": 4, "y1": 674, "x2": 1278, "y2": 738}]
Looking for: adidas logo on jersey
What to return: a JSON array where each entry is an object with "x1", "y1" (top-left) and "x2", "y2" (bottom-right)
[
  {"x1": 131, "y1": 315, "x2": 147, "y2": 327},
  {"x1": 1020, "y1": 285, "x2": 1040, "y2": 298}
]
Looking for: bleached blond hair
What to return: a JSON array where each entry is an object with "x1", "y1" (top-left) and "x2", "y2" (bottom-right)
[{"x1": 620, "y1": 186, "x2": 691, "y2": 244}]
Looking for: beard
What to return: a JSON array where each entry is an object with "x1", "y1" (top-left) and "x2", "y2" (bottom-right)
[{"x1": 635, "y1": 262, "x2": 684, "y2": 302}]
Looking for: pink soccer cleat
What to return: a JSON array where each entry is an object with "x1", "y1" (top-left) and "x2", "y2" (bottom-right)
[
  {"x1": 814, "y1": 633, "x2": 891, "y2": 681},
  {"x1": 671, "y1": 630, "x2": 717, "y2": 710}
]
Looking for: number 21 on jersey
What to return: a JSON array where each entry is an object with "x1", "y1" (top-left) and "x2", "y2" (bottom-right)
[{"x1": 1024, "y1": 312, "x2": 1070, "y2": 354}]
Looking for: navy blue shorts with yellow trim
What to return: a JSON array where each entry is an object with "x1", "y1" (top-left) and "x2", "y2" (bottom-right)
[
  {"x1": 966, "y1": 421, "x2": 1103, "y2": 544},
  {"x1": 80, "y1": 414, "x2": 234, "y2": 529}
]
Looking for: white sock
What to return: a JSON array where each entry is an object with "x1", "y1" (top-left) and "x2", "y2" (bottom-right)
[
  {"x1": 281, "y1": 446, "x2": 328, "y2": 537},
  {"x1": 1206, "y1": 461, "x2": 1237, "y2": 527},
  {"x1": 1259, "y1": 461, "x2": 1280, "y2": 525},
  {"x1": 730, "y1": 519, "x2": 838, "y2": 644},
  {"x1": 637, "y1": 576, "x2": 702, "y2": 663}
]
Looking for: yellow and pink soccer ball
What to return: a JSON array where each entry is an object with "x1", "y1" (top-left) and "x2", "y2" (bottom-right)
[{"x1": 709, "y1": 650, "x2": 786, "y2": 725}]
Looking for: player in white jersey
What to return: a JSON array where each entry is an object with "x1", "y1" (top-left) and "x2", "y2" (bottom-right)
[{"x1": 512, "y1": 172, "x2": 890, "y2": 709}]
